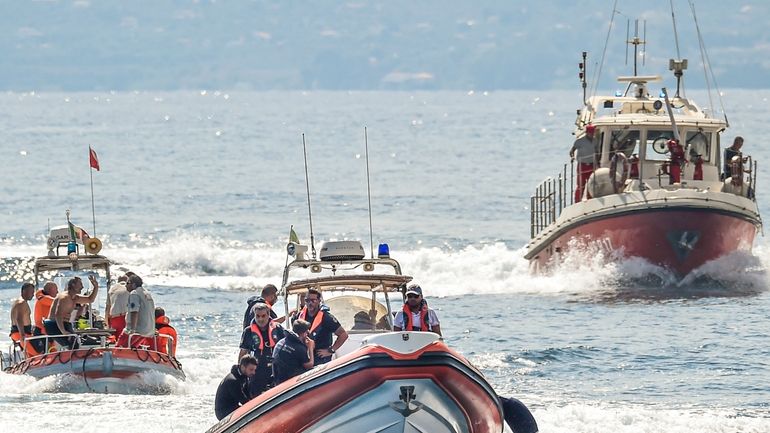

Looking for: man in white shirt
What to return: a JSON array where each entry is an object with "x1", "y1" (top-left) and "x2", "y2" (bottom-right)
[
  {"x1": 105, "y1": 274, "x2": 130, "y2": 337},
  {"x1": 393, "y1": 285, "x2": 441, "y2": 336},
  {"x1": 117, "y1": 274, "x2": 156, "y2": 348}
]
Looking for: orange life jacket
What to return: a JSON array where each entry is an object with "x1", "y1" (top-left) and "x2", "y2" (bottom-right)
[
  {"x1": 298, "y1": 307, "x2": 324, "y2": 334},
  {"x1": 402, "y1": 303, "x2": 429, "y2": 331},
  {"x1": 33, "y1": 290, "x2": 55, "y2": 332},
  {"x1": 154, "y1": 316, "x2": 177, "y2": 355},
  {"x1": 250, "y1": 321, "x2": 279, "y2": 352}
]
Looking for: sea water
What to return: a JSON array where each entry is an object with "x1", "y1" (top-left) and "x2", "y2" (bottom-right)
[{"x1": 0, "y1": 90, "x2": 769, "y2": 432}]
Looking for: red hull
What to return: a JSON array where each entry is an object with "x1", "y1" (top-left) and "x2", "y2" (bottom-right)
[
  {"x1": 210, "y1": 337, "x2": 505, "y2": 433},
  {"x1": 529, "y1": 209, "x2": 758, "y2": 275}
]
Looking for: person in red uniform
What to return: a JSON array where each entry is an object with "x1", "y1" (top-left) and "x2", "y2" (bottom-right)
[{"x1": 667, "y1": 138, "x2": 686, "y2": 184}]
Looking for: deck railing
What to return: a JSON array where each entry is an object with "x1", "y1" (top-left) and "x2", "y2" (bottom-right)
[{"x1": 530, "y1": 162, "x2": 573, "y2": 238}]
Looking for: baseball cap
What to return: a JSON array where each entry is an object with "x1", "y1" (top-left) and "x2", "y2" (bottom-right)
[{"x1": 405, "y1": 284, "x2": 422, "y2": 296}]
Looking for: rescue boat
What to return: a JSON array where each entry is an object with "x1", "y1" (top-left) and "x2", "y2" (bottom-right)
[
  {"x1": 1, "y1": 223, "x2": 185, "y2": 393},
  {"x1": 525, "y1": 19, "x2": 762, "y2": 277},
  {"x1": 208, "y1": 240, "x2": 537, "y2": 433}
]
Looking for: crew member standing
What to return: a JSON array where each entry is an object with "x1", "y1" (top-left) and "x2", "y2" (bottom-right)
[
  {"x1": 723, "y1": 136, "x2": 744, "y2": 179},
  {"x1": 154, "y1": 307, "x2": 178, "y2": 357},
  {"x1": 242, "y1": 284, "x2": 280, "y2": 328},
  {"x1": 569, "y1": 124, "x2": 599, "y2": 202},
  {"x1": 272, "y1": 320, "x2": 315, "y2": 385},
  {"x1": 10, "y1": 283, "x2": 41, "y2": 357},
  {"x1": 290, "y1": 288, "x2": 348, "y2": 365},
  {"x1": 393, "y1": 284, "x2": 441, "y2": 336},
  {"x1": 106, "y1": 274, "x2": 130, "y2": 337},
  {"x1": 239, "y1": 303, "x2": 285, "y2": 397},
  {"x1": 117, "y1": 274, "x2": 156, "y2": 349}
]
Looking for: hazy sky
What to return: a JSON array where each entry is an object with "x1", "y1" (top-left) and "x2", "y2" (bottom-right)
[{"x1": 1, "y1": 0, "x2": 766, "y2": 90}]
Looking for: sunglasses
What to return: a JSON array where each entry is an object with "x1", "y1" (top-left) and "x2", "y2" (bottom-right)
[
  {"x1": 305, "y1": 298, "x2": 320, "y2": 303},
  {"x1": 406, "y1": 294, "x2": 420, "y2": 299}
]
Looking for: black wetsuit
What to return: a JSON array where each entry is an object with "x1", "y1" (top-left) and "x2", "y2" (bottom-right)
[{"x1": 214, "y1": 365, "x2": 251, "y2": 421}]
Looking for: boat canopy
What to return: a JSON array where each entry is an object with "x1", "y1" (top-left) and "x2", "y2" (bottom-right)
[
  {"x1": 283, "y1": 274, "x2": 412, "y2": 296},
  {"x1": 34, "y1": 255, "x2": 111, "y2": 274}
]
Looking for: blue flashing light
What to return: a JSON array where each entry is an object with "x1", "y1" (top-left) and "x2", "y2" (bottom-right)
[
  {"x1": 377, "y1": 243, "x2": 390, "y2": 258},
  {"x1": 659, "y1": 90, "x2": 666, "y2": 98},
  {"x1": 614, "y1": 90, "x2": 623, "y2": 97},
  {"x1": 66, "y1": 241, "x2": 77, "y2": 254}
]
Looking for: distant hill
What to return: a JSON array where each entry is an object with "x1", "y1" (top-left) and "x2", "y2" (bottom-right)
[{"x1": 1, "y1": 0, "x2": 766, "y2": 90}]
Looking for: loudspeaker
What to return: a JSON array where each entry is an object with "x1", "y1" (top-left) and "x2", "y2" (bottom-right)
[{"x1": 84, "y1": 237, "x2": 102, "y2": 254}]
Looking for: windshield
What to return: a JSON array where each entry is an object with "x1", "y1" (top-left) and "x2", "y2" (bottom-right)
[{"x1": 323, "y1": 295, "x2": 393, "y2": 333}]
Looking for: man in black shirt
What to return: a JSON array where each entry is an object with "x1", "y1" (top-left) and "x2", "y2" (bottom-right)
[
  {"x1": 214, "y1": 355, "x2": 257, "y2": 421},
  {"x1": 290, "y1": 288, "x2": 348, "y2": 365},
  {"x1": 242, "y1": 284, "x2": 279, "y2": 328},
  {"x1": 723, "y1": 136, "x2": 744, "y2": 179},
  {"x1": 272, "y1": 319, "x2": 315, "y2": 385},
  {"x1": 239, "y1": 303, "x2": 285, "y2": 397}
]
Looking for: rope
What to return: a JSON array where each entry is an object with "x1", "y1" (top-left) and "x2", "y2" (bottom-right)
[
  {"x1": 590, "y1": 0, "x2": 619, "y2": 99},
  {"x1": 669, "y1": 0, "x2": 682, "y2": 60},
  {"x1": 82, "y1": 347, "x2": 96, "y2": 393},
  {"x1": 689, "y1": 0, "x2": 727, "y2": 124}
]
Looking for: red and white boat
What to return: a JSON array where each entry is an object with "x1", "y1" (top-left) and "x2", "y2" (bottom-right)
[
  {"x1": 1, "y1": 224, "x2": 185, "y2": 393},
  {"x1": 208, "y1": 240, "x2": 537, "y2": 433},
  {"x1": 525, "y1": 23, "x2": 762, "y2": 277}
]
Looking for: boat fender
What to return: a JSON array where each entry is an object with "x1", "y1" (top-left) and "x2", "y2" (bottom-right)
[
  {"x1": 102, "y1": 350, "x2": 114, "y2": 376},
  {"x1": 500, "y1": 396, "x2": 539, "y2": 433}
]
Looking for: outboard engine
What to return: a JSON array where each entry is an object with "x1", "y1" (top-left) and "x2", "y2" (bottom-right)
[{"x1": 500, "y1": 396, "x2": 539, "y2": 433}]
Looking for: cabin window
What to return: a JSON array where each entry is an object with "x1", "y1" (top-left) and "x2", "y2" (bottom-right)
[
  {"x1": 644, "y1": 130, "x2": 675, "y2": 161},
  {"x1": 685, "y1": 130, "x2": 711, "y2": 162},
  {"x1": 609, "y1": 129, "x2": 640, "y2": 158}
]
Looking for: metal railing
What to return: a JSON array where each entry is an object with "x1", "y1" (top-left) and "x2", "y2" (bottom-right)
[{"x1": 531, "y1": 162, "x2": 573, "y2": 238}]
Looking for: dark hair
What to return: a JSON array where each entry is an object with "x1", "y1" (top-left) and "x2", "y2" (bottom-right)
[
  {"x1": 155, "y1": 307, "x2": 166, "y2": 318},
  {"x1": 306, "y1": 288, "x2": 322, "y2": 299},
  {"x1": 261, "y1": 284, "x2": 278, "y2": 297},
  {"x1": 118, "y1": 275, "x2": 128, "y2": 282},
  {"x1": 21, "y1": 282, "x2": 34, "y2": 294},
  {"x1": 293, "y1": 319, "x2": 310, "y2": 335},
  {"x1": 239, "y1": 354, "x2": 258, "y2": 367},
  {"x1": 128, "y1": 274, "x2": 143, "y2": 287},
  {"x1": 67, "y1": 277, "x2": 82, "y2": 291}
]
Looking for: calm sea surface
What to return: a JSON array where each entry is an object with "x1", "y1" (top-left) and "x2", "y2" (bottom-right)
[{"x1": 1, "y1": 90, "x2": 769, "y2": 432}]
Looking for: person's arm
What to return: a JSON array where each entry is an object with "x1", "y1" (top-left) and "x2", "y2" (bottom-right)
[
  {"x1": 76, "y1": 275, "x2": 99, "y2": 304},
  {"x1": 331, "y1": 328, "x2": 348, "y2": 352},
  {"x1": 127, "y1": 311, "x2": 138, "y2": 331},
  {"x1": 302, "y1": 338, "x2": 315, "y2": 369},
  {"x1": 429, "y1": 310, "x2": 442, "y2": 336},
  {"x1": 393, "y1": 311, "x2": 404, "y2": 331},
  {"x1": 431, "y1": 324, "x2": 442, "y2": 337},
  {"x1": 105, "y1": 292, "x2": 112, "y2": 326},
  {"x1": 238, "y1": 348, "x2": 248, "y2": 363},
  {"x1": 11, "y1": 303, "x2": 25, "y2": 343}
]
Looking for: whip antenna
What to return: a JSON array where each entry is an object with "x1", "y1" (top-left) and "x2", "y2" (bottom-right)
[
  {"x1": 364, "y1": 127, "x2": 374, "y2": 258},
  {"x1": 301, "y1": 134, "x2": 317, "y2": 260}
]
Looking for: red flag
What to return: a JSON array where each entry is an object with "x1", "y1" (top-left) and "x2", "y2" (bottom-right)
[{"x1": 89, "y1": 146, "x2": 100, "y2": 171}]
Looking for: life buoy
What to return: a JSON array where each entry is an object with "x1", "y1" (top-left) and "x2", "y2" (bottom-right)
[{"x1": 609, "y1": 153, "x2": 630, "y2": 193}]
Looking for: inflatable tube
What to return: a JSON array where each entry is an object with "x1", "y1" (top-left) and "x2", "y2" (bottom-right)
[{"x1": 500, "y1": 396, "x2": 539, "y2": 433}]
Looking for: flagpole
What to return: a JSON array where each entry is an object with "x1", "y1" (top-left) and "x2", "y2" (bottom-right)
[{"x1": 89, "y1": 147, "x2": 97, "y2": 237}]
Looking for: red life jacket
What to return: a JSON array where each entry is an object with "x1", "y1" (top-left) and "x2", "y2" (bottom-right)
[
  {"x1": 298, "y1": 307, "x2": 324, "y2": 334},
  {"x1": 402, "y1": 303, "x2": 429, "y2": 331},
  {"x1": 250, "y1": 321, "x2": 279, "y2": 352}
]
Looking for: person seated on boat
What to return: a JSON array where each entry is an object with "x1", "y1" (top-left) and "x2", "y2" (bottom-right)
[
  {"x1": 351, "y1": 310, "x2": 376, "y2": 331},
  {"x1": 242, "y1": 283, "x2": 286, "y2": 329},
  {"x1": 290, "y1": 288, "x2": 348, "y2": 365},
  {"x1": 116, "y1": 274, "x2": 156, "y2": 349},
  {"x1": 239, "y1": 302, "x2": 285, "y2": 397},
  {"x1": 106, "y1": 274, "x2": 130, "y2": 337},
  {"x1": 214, "y1": 354, "x2": 258, "y2": 421},
  {"x1": 155, "y1": 307, "x2": 178, "y2": 357},
  {"x1": 271, "y1": 319, "x2": 315, "y2": 385},
  {"x1": 33, "y1": 281, "x2": 58, "y2": 335},
  {"x1": 569, "y1": 124, "x2": 599, "y2": 202},
  {"x1": 44, "y1": 275, "x2": 100, "y2": 350},
  {"x1": 9, "y1": 283, "x2": 42, "y2": 357},
  {"x1": 393, "y1": 284, "x2": 441, "y2": 336},
  {"x1": 723, "y1": 136, "x2": 744, "y2": 180}
]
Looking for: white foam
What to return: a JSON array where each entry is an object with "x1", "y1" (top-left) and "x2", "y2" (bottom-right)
[{"x1": 2, "y1": 232, "x2": 769, "y2": 295}]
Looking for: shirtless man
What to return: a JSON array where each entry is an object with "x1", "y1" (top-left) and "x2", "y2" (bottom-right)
[
  {"x1": 44, "y1": 275, "x2": 99, "y2": 348},
  {"x1": 10, "y1": 283, "x2": 39, "y2": 356}
]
